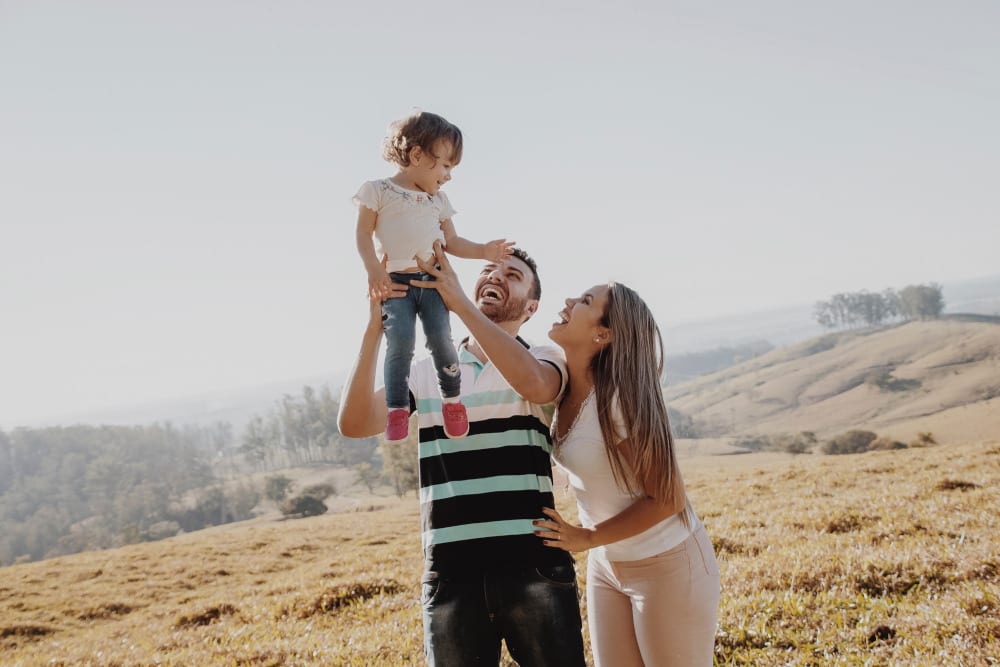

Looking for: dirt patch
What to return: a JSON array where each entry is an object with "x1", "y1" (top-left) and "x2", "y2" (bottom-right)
[
  {"x1": 936, "y1": 479, "x2": 981, "y2": 491},
  {"x1": 289, "y1": 580, "x2": 404, "y2": 619},
  {"x1": 174, "y1": 603, "x2": 239, "y2": 628},
  {"x1": 76, "y1": 602, "x2": 135, "y2": 620}
]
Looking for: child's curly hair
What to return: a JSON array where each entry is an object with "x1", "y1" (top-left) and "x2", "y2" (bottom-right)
[{"x1": 382, "y1": 111, "x2": 463, "y2": 167}]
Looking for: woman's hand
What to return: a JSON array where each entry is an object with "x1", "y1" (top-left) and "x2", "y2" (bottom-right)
[{"x1": 533, "y1": 507, "x2": 595, "y2": 553}]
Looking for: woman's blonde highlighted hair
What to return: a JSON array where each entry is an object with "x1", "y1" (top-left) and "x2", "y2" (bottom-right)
[{"x1": 590, "y1": 282, "x2": 686, "y2": 519}]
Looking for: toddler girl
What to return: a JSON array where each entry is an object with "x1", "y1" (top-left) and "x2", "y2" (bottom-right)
[{"x1": 354, "y1": 110, "x2": 512, "y2": 442}]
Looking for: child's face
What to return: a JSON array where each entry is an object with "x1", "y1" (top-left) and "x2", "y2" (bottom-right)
[{"x1": 411, "y1": 140, "x2": 456, "y2": 195}]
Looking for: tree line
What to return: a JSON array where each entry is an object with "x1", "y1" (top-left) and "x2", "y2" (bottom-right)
[
  {"x1": 0, "y1": 422, "x2": 256, "y2": 566},
  {"x1": 237, "y1": 385, "x2": 418, "y2": 498},
  {"x1": 814, "y1": 283, "x2": 944, "y2": 329},
  {"x1": 238, "y1": 385, "x2": 378, "y2": 472},
  {"x1": 0, "y1": 383, "x2": 402, "y2": 566}
]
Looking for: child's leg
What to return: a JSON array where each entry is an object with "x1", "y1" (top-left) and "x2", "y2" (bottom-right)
[
  {"x1": 417, "y1": 280, "x2": 467, "y2": 439},
  {"x1": 382, "y1": 281, "x2": 418, "y2": 410},
  {"x1": 417, "y1": 281, "x2": 461, "y2": 400}
]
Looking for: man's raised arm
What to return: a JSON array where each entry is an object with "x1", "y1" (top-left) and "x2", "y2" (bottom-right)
[
  {"x1": 414, "y1": 246, "x2": 563, "y2": 405},
  {"x1": 337, "y1": 298, "x2": 392, "y2": 439}
]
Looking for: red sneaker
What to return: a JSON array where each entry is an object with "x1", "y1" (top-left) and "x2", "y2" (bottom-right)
[
  {"x1": 385, "y1": 408, "x2": 410, "y2": 442},
  {"x1": 442, "y1": 402, "x2": 469, "y2": 439}
]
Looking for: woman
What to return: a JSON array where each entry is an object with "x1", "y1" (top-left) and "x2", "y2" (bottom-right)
[
  {"x1": 537, "y1": 282, "x2": 720, "y2": 666},
  {"x1": 414, "y1": 246, "x2": 720, "y2": 666}
]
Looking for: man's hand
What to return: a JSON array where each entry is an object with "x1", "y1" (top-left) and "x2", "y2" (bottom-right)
[
  {"x1": 412, "y1": 241, "x2": 473, "y2": 312},
  {"x1": 366, "y1": 276, "x2": 409, "y2": 328}
]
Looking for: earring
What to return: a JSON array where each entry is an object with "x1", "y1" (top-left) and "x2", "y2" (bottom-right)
[{"x1": 594, "y1": 338, "x2": 600, "y2": 343}]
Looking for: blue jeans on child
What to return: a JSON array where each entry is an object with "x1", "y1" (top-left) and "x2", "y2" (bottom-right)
[
  {"x1": 382, "y1": 271, "x2": 461, "y2": 410},
  {"x1": 422, "y1": 564, "x2": 587, "y2": 666}
]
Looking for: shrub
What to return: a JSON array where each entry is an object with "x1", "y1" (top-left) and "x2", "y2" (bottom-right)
[
  {"x1": 821, "y1": 430, "x2": 878, "y2": 455},
  {"x1": 734, "y1": 435, "x2": 773, "y2": 452},
  {"x1": 280, "y1": 495, "x2": 327, "y2": 517},
  {"x1": 869, "y1": 436, "x2": 907, "y2": 451}
]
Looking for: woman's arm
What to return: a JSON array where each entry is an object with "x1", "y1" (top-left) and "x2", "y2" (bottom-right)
[{"x1": 534, "y1": 440, "x2": 688, "y2": 552}]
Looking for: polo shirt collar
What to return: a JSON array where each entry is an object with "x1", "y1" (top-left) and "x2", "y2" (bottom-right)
[{"x1": 458, "y1": 336, "x2": 531, "y2": 368}]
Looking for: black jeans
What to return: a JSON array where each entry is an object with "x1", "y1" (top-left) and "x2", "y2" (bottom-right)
[{"x1": 422, "y1": 564, "x2": 586, "y2": 666}]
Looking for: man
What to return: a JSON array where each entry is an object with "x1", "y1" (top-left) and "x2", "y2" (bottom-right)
[{"x1": 338, "y1": 244, "x2": 586, "y2": 666}]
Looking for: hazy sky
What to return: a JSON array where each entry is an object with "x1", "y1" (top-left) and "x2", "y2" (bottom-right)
[{"x1": 2, "y1": 1, "x2": 998, "y2": 426}]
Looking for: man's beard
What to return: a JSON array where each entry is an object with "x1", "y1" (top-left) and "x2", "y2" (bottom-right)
[{"x1": 480, "y1": 294, "x2": 530, "y2": 324}]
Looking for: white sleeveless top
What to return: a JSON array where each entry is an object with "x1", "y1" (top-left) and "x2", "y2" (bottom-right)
[{"x1": 552, "y1": 391, "x2": 701, "y2": 561}]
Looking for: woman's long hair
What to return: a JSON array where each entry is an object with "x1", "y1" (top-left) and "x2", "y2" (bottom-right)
[{"x1": 590, "y1": 282, "x2": 686, "y2": 519}]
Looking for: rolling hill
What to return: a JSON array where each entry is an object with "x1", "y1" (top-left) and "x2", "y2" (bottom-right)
[{"x1": 665, "y1": 317, "x2": 1000, "y2": 444}]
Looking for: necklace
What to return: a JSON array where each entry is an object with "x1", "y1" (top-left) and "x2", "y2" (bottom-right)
[{"x1": 553, "y1": 389, "x2": 594, "y2": 446}]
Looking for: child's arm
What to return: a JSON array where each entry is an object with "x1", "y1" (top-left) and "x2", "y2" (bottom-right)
[
  {"x1": 440, "y1": 218, "x2": 514, "y2": 263},
  {"x1": 356, "y1": 206, "x2": 393, "y2": 299}
]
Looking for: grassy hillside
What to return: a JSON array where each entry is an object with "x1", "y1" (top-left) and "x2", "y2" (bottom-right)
[
  {"x1": 665, "y1": 319, "x2": 1000, "y2": 443},
  {"x1": 2, "y1": 441, "x2": 998, "y2": 666}
]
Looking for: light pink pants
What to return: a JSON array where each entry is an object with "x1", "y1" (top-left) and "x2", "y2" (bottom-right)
[{"x1": 586, "y1": 525, "x2": 720, "y2": 666}]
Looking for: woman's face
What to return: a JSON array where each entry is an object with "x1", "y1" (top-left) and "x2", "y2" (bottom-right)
[{"x1": 548, "y1": 283, "x2": 611, "y2": 349}]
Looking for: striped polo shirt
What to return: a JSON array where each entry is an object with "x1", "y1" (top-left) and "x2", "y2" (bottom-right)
[{"x1": 408, "y1": 337, "x2": 574, "y2": 575}]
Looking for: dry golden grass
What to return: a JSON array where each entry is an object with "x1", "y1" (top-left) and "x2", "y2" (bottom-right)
[{"x1": 2, "y1": 441, "x2": 999, "y2": 666}]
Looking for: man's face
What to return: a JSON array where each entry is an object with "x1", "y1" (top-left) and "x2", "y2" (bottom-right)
[{"x1": 473, "y1": 256, "x2": 538, "y2": 324}]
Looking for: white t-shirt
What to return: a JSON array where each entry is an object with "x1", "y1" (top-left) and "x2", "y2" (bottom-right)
[
  {"x1": 354, "y1": 178, "x2": 456, "y2": 273},
  {"x1": 552, "y1": 391, "x2": 702, "y2": 561}
]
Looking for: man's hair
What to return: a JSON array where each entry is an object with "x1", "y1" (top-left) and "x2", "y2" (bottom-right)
[
  {"x1": 510, "y1": 247, "x2": 541, "y2": 301},
  {"x1": 382, "y1": 111, "x2": 463, "y2": 167}
]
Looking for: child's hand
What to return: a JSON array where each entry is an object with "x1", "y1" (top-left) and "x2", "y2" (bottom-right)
[
  {"x1": 367, "y1": 269, "x2": 394, "y2": 301},
  {"x1": 483, "y1": 239, "x2": 515, "y2": 264}
]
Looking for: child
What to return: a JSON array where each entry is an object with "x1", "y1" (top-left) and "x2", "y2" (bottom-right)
[{"x1": 354, "y1": 110, "x2": 513, "y2": 442}]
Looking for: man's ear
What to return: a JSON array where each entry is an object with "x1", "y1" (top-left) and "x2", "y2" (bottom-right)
[{"x1": 523, "y1": 300, "x2": 539, "y2": 322}]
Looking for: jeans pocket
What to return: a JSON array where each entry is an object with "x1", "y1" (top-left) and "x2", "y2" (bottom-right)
[
  {"x1": 534, "y1": 564, "x2": 577, "y2": 587},
  {"x1": 421, "y1": 575, "x2": 445, "y2": 607}
]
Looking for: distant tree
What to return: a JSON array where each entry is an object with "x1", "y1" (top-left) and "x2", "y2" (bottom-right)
[
  {"x1": 816, "y1": 289, "x2": 901, "y2": 329},
  {"x1": 264, "y1": 474, "x2": 294, "y2": 503},
  {"x1": 228, "y1": 482, "x2": 261, "y2": 519},
  {"x1": 380, "y1": 429, "x2": 419, "y2": 498},
  {"x1": 815, "y1": 300, "x2": 837, "y2": 329},
  {"x1": 300, "y1": 482, "x2": 337, "y2": 501},
  {"x1": 911, "y1": 431, "x2": 938, "y2": 447},
  {"x1": 898, "y1": 284, "x2": 944, "y2": 321},
  {"x1": 240, "y1": 416, "x2": 271, "y2": 470},
  {"x1": 354, "y1": 462, "x2": 382, "y2": 493},
  {"x1": 667, "y1": 407, "x2": 699, "y2": 438}
]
